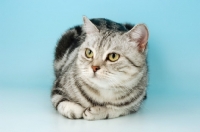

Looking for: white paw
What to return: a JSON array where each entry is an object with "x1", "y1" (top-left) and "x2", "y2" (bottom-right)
[
  {"x1": 83, "y1": 106, "x2": 108, "y2": 120},
  {"x1": 57, "y1": 101, "x2": 85, "y2": 119}
]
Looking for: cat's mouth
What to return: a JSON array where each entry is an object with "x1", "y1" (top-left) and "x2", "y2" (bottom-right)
[
  {"x1": 91, "y1": 72, "x2": 104, "y2": 80},
  {"x1": 92, "y1": 72, "x2": 98, "y2": 78}
]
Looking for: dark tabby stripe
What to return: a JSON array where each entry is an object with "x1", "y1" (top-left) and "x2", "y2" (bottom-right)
[
  {"x1": 74, "y1": 26, "x2": 82, "y2": 35},
  {"x1": 143, "y1": 94, "x2": 147, "y2": 100},
  {"x1": 91, "y1": 18, "x2": 128, "y2": 31},
  {"x1": 81, "y1": 80, "x2": 100, "y2": 95},
  {"x1": 56, "y1": 98, "x2": 69, "y2": 110},
  {"x1": 55, "y1": 54, "x2": 68, "y2": 78},
  {"x1": 117, "y1": 88, "x2": 135, "y2": 100},
  {"x1": 98, "y1": 32, "x2": 113, "y2": 48},
  {"x1": 123, "y1": 23, "x2": 135, "y2": 30},
  {"x1": 105, "y1": 114, "x2": 109, "y2": 119},
  {"x1": 54, "y1": 78, "x2": 62, "y2": 88},
  {"x1": 55, "y1": 30, "x2": 76, "y2": 60},
  {"x1": 74, "y1": 79, "x2": 105, "y2": 106},
  {"x1": 55, "y1": 26, "x2": 85, "y2": 61},
  {"x1": 112, "y1": 90, "x2": 144, "y2": 107},
  {"x1": 59, "y1": 55, "x2": 78, "y2": 77},
  {"x1": 117, "y1": 75, "x2": 145, "y2": 100},
  {"x1": 51, "y1": 89, "x2": 64, "y2": 97},
  {"x1": 125, "y1": 57, "x2": 141, "y2": 68},
  {"x1": 74, "y1": 74, "x2": 144, "y2": 107}
]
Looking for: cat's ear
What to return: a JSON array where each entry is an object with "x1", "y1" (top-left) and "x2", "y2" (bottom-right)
[
  {"x1": 125, "y1": 24, "x2": 149, "y2": 52},
  {"x1": 83, "y1": 16, "x2": 99, "y2": 34}
]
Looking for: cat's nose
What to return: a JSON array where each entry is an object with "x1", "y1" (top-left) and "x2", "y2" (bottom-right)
[{"x1": 91, "y1": 66, "x2": 100, "y2": 72}]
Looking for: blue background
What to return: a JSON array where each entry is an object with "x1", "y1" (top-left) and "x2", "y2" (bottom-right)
[{"x1": 1, "y1": 0, "x2": 200, "y2": 132}]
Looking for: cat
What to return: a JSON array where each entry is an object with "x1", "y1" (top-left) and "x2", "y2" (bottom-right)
[{"x1": 51, "y1": 16, "x2": 149, "y2": 120}]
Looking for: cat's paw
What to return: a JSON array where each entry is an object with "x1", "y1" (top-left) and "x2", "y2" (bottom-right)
[
  {"x1": 83, "y1": 106, "x2": 108, "y2": 120},
  {"x1": 57, "y1": 101, "x2": 84, "y2": 119}
]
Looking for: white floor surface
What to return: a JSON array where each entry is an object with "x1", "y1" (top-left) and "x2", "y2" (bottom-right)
[{"x1": 1, "y1": 86, "x2": 200, "y2": 132}]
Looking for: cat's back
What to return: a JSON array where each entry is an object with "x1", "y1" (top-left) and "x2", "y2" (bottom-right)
[{"x1": 55, "y1": 25, "x2": 85, "y2": 61}]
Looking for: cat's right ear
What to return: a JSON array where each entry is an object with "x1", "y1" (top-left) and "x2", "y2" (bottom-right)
[
  {"x1": 83, "y1": 16, "x2": 99, "y2": 34},
  {"x1": 125, "y1": 24, "x2": 149, "y2": 52}
]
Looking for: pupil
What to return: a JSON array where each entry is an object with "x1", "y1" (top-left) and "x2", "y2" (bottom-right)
[
  {"x1": 88, "y1": 50, "x2": 91, "y2": 54},
  {"x1": 112, "y1": 54, "x2": 115, "y2": 58}
]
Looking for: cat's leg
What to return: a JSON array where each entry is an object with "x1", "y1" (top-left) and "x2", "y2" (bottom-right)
[
  {"x1": 83, "y1": 106, "x2": 131, "y2": 120},
  {"x1": 51, "y1": 89, "x2": 85, "y2": 119}
]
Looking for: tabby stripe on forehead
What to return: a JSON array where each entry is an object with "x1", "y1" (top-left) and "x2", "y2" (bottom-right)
[
  {"x1": 98, "y1": 32, "x2": 112, "y2": 48},
  {"x1": 55, "y1": 98, "x2": 69, "y2": 110}
]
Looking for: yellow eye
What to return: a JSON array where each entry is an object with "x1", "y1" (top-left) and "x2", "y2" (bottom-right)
[
  {"x1": 85, "y1": 48, "x2": 93, "y2": 58},
  {"x1": 108, "y1": 53, "x2": 120, "y2": 62}
]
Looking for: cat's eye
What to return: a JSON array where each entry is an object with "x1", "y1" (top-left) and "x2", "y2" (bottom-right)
[
  {"x1": 108, "y1": 53, "x2": 120, "y2": 62},
  {"x1": 85, "y1": 48, "x2": 93, "y2": 58}
]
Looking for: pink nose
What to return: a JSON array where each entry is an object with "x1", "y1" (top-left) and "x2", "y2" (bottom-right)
[{"x1": 91, "y1": 66, "x2": 100, "y2": 72}]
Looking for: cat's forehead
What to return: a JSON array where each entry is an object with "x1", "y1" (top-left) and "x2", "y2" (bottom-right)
[{"x1": 86, "y1": 31, "x2": 125, "y2": 50}]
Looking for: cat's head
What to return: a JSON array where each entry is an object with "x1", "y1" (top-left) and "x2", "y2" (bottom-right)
[{"x1": 77, "y1": 16, "x2": 149, "y2": 90}]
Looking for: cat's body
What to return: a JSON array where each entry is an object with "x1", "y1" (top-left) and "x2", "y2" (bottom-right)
[{"x1": 51, "y1": 17, "x2": 149, "y2": 120}]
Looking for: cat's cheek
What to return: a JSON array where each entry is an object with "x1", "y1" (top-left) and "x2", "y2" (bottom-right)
[
  {"x1": 82, "y1": 68, "x2": 94, "y2": 78},
  {"x1": 113, "y1": 73, "x2": 132, "y2": 83},
  {"x1": 120, "y1": 67, "x2": 139, "y2": 77}
]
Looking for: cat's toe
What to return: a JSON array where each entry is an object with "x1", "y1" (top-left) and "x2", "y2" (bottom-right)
[
  {"x1": 89, "y1": 106, "x2": 106, "y2": 114},
  {"x1": 83, "y1": 107, "x2": 107, "y2": 120},
  {"x1": 65, "y1": 111, "x2": 76, "y2": 119},
  {"x1": 83, "y1": 108, "x2": 95, "y2": 120},
  {"x1": 65, "y1": 111, "x2": 83, "y2": 119}
]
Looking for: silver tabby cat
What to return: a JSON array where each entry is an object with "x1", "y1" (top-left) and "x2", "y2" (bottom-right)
[{"x1": 51, "y1": 16, "x2": 149, "y2": 120}]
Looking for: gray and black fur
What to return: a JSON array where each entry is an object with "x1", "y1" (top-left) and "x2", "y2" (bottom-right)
[{"x1": 51, "y1": 17, "x2": 148, "y2": 120}]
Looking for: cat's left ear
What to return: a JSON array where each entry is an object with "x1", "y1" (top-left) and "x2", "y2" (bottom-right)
[
  {"x1": 83, "y1": 16, "x2": 99, "y2": 34},
  {"x1": 125, "y1": 24, "x2": 149, "y2": 52}
]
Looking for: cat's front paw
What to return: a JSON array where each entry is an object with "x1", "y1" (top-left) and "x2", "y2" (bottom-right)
[
  {"x1": 57, "y1": 101, "x2": 84, "y2": 119},
  {"x1": 83, "y1": 106, "x2": 108, "y2": 120}
]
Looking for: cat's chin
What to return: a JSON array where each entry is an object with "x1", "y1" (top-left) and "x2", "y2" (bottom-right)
[{"x1": 88, "y1": 76, "x2": 112, "y2": 90}]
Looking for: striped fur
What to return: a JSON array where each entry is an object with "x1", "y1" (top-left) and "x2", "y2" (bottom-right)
[{"x1": 51, "y1": 17, "x2": 149, "y2": 120}]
